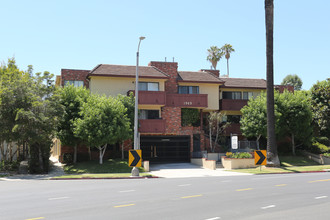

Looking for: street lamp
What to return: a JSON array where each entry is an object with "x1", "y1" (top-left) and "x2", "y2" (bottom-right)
[{"x1": 131, "y1": 36, "x2": 145, "y2": 177}]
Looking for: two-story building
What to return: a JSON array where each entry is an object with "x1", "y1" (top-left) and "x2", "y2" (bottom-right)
[{"x1": 57, "y1": 61, "x2": 291, "y2": 162}]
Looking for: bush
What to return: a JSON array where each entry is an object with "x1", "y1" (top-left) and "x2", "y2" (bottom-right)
[
  {"x1": 226, "y1": 152, "x2": 252, "y2": 159},
  {"x1": 0, "y1": 161, "x2": 20, "y2": 171},
  {"x1": 315, "y1": 137, "x2": 329, "y2": 146},
  {"x1": 323, "y1": 153, "x2": 330, "y2": 157},
  {"x1": 63, "y1": 153, "x2": 73, "y2": 164},
  {"x1": 310, "y1": 142, "x2": 329, "y2": 154}
]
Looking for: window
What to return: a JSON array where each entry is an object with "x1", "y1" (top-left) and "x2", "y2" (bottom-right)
[
  {"x1": 64, "y1": 80, "x2": 84, "y2": 87},
  {"x1": 138, "y1": 82, "x2": 159, "y2": 91},
  {"x1": 178, "y1": 86, "x2": 199, "y2": 94},
  {"x1": 139, "y1": 110, "x2": 160, "y2": 119},
  {"x1": 223, "y1": 91, "x2": 241, "y2": 100},
  {"x1": 243, "y1": 92, "x2": 253, "y2": 100},
  {"x1": 224, "y1": 115, "x2": 241, "y2": 123}
]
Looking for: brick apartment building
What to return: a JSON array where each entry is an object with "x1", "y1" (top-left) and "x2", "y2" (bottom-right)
[{"x1": 57, "y1": 61, "x2": 293, "y2": 162}]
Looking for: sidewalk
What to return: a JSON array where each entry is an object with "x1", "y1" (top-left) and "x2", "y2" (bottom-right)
[
  {"x1": 0, "y1": 157, "x2": 65, "y2": 181},
  {"x1": 149, "y1": 163, "x2": 252, "y2": 178}
]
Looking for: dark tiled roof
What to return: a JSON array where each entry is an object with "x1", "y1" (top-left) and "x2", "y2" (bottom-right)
[
  {"x1": 89, "y1": 64, "x2": 169, "y2": 79},
  {"x1": 178, "y1": 71, "x2": 223, "y2": 84},
  {"x1": 220, "y1": 77, "x2": 267, "y2": 89}
]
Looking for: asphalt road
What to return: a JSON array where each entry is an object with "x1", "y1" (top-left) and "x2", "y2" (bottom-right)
[{"x1": 1, "y1": 172, "x2": 330, "y2": 220}]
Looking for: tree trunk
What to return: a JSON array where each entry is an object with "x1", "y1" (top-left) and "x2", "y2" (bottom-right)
[
  {"x1": 38, "y1": 145, "x2": 44, "y2": 172},
  {"x1": 88, "y1": 146, "x2": 92, "y2": 161},
  {"x1": 99, "y1": 148, "x2": 103, "y2": 164},
  {"x1": 291, "y1": 133, "x2": 295, "y2": 156},
  {"x1": 73, "y1": 144, "x2": 77, "y2": 164},
  {"x1": 265, "y1": 0, "x2": 280, "y2": 167},
  {"x1": 209, "y1": 123, "x2": 213, "y2": 152},
  {"x1": 121, "y1": 142, "x2": 124, "y2": 160},
  {"x1": 257, "y1": 134, "x2": 261, "y2": 150},
  {"x1": 227, "y1": 58, "x2": 229, "y2": 76}
]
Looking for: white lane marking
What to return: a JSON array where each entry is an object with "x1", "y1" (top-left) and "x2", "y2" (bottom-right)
[
  {"x1": 205, "y1": 217, "x2": 221, "y2": 220},
  {"x1": 221, "y1": 180, "x2": 232, "y2": 183},
  {"x1": 261, "y1": 205, "x2": 276, "y2": 209},
  {"x1": 119, "y1": 190, "x2": 136, "y2": 193},
  {"x1": 48, "y1": 197, "x2": 69, "y2": 201},
  {"x1": 178, "y1": 184, "x2": 191, "y2": 187},
  {"x1": 315, "y1": 196, "x2": 328, "y2": 199}
]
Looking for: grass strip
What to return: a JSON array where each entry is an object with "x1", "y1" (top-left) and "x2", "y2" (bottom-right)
[{"x1": 229, "y1": 165, "x2": 330, "y2": 174}]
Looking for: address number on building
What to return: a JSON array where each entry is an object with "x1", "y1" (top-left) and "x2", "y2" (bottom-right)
[{"x1": 184, "y1": 102, "x2": 193, "y2": 105}]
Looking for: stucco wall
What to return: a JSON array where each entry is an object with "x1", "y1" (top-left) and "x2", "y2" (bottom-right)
[{"x1": 89, "y1": 76, "x2": 166, "y2": 97}]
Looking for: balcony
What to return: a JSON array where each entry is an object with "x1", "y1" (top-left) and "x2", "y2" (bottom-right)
[
  {"x1": 128, "y1": 90, "x2": 166, "y2": 106},
  {"x1": 139, "y1": 119, "x2": 166, "y2": 133},
  {"x1": 166, "y1": 94, "x2": 208, "y2": 108},
  {"x1": 219, "y1": 99, "x2": 248, "y2": 111},
  {"x1": 224, "y1": 123, "x2": 242, "y2": 135}
]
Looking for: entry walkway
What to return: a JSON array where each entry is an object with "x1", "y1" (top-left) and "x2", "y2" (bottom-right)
[{"x1": 149, "y1": 163, "x2": 252, "y2": 178}]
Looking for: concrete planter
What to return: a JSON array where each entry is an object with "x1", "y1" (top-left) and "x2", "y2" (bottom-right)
[
  {"x1": 221, "y1": 156, "x2": 256, "y2": 170},
  {"x1": 191, "y1": 158, "x2": 216, "y2": 170}
]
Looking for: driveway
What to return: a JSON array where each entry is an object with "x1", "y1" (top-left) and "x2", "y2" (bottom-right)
[{"x1": 149, "y1": 163, "x2": 252, "y2": 178}]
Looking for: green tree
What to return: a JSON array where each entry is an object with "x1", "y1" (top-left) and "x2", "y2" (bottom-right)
[
  {"x1": 221, "y1": 44, "x2": 235, "y2": 76},
  {"x1": 116, "y1": 93, "x2": 134, "y2": 159},
  {"x1": 74, "y1": 94, "x2": 130, "y2": 164},
  {"x1": 310, "y1": 79, "x2": 330, "y2": 141},
  {"x1": 0, "y1": 58, "x2": 63, "y2": 173},
  {"x1": 57, "y1": 85, "x2": 90, "y2": 163},
  {"x1": 277, "y1": 91, "x2": 313, "y2": 155},
  {"x1": 241, "y1": 95, "x2": 267, "y2": 149},
  {"x1": 281, "y1": 74, "x2": 303, "y2": 91},
  {"x1": 207, "y1": 46, "x2": 224, "y2": 70},
  {"x1": 265, "y1": 0, "x2": 280, "y2": 166}
]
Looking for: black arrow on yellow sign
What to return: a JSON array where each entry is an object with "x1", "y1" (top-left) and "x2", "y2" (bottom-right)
[
  {"x1": 129, "y1": 150, "x2": 142, "y2": 167},
  {"x1": 254, "y1": 150, "x2": 267, "y2": 166}
]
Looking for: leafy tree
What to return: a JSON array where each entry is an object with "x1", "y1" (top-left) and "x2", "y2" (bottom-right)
[
  {"x1": 241, "y1": 92, "x2": 282, "y2": 149},
  {"x1": 181, "y1": 108, "x2": 200, "y2": 126},
  {"x1": 57, "y1": 85, "x2": 90, "y2": 163},
  {"x1": 221, "y1": 44, "x2": 235, "y2": 76},
  {"x1": 74, "y1": 94, "x2": 130, "y2": 164},
  {"x1": 281, "y1": 74, "x2": 303, "y2": 91},
  {"x1": 207, "y1": 46, "x2": 224, "y2": 70},
  {"x1": 265, "y1": 0, "x2": 280, "y2": 166},
  {"x1": 207, "y1": 111, "x2": 228, "y2": 152},
  {"x1": 277, "y1": 91, "x2": 313, "y2": 155},
  {"x1": 310, "y1": 79, "x2": 330, "y2": 141},
  {"x1": 0, "y1": 58, "x2": 63, "y2": 173},
  {"x1": 116, "y1": 93, "x2": 134, "y2": 159},
  {"x1": 241, "y1": 95, "x2": 267, "y2": 149}
]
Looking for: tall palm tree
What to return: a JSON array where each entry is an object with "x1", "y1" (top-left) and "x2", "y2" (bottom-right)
[
  {"x1": 207, "y1": 46, "x2": 224, "y2": 70},
  {"x1": 265, "y1": 0, "x2": 280, "y2": 167},
  {"x1": 221, "y1": 44, "x2": 235, "y2": 76}
]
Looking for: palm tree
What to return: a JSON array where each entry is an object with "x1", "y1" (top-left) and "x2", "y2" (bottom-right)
[
  {"x1": 221, "y1": 44, "x2": 235, "y2": 76},
  {"x1": 265, "y1": 0, "x2": 280, "y2": 167},
  {"x1": 207, "y1": 46, "x2": 224, "y2": 70}
]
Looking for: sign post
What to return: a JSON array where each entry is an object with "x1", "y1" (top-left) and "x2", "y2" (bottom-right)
[
  {"x1": 231, "y1": 135, "x2": 238, "y2": 150},
  {"x1": 254, "y1": 150, "x2": 267, "y2": 171}
]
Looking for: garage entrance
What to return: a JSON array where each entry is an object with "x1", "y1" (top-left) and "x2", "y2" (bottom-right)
[{"x1": 140, "y1": 136, "x2": 190, "y2": 163}]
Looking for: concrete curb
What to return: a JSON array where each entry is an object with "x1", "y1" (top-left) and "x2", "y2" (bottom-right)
[
  {"x1": 50, "y1": 176, "x2": 159, "y2": 180},
  {"x1": 253, "y1": 170, "x2": 330, "y2": 175}
]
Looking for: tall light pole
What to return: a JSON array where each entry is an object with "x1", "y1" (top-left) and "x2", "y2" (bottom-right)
[{"x1": 131, "y1": 36, "x2": 145, "y2": 177}]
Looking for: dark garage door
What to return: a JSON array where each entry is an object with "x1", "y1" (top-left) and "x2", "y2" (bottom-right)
[{"x1": 140, "y1": 136, "x2": 190, "y2": 162}]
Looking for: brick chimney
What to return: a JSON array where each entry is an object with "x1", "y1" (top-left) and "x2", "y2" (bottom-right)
[
  {"x1": 149, "y1": 61, "x2": 178, "y2": 94},
  {"x1": 200, "y1": 69, "x2": 220, "y2": 78}
]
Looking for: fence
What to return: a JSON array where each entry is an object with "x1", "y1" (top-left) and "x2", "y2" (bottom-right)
[{"x1": 232, "y1": 141, "x2": 258, "y2": 152}]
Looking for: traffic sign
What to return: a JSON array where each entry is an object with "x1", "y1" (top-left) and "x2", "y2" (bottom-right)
[
  {"x1": 129, "y1": 150, "x2": 142, "y2": 167},
  {"x1": 254, "y1": 150, "x2": 267, "y2": 166}
]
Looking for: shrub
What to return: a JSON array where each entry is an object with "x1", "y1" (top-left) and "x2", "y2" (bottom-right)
[
  {"x1": 310, "y1": 142, "x2": 329, "y2": 154},
  {"x1": 0, "y1": 161, "x2": 20, "y2": 171},
  {"x1": 63, "y1": 153, "x2": 73, "y2": 164},
  {"x1": 226, "y1": 152, "x2": 252, "y2": 159},
  {"x1": 323, "y1": 153, "x2": 330, "y2": 157}
]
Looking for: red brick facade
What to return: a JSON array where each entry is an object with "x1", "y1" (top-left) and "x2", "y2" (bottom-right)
[
  {"x1": 61, "y1": 69, "x2": 90, "y2": 88},
  {"x1": 149, "y1": 61, "x2": 178, "y2": 94}
]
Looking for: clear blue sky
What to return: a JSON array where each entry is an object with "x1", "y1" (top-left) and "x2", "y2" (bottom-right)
[{"x1": 1, "y1": 0, "x2": 329, "y2": 90}]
